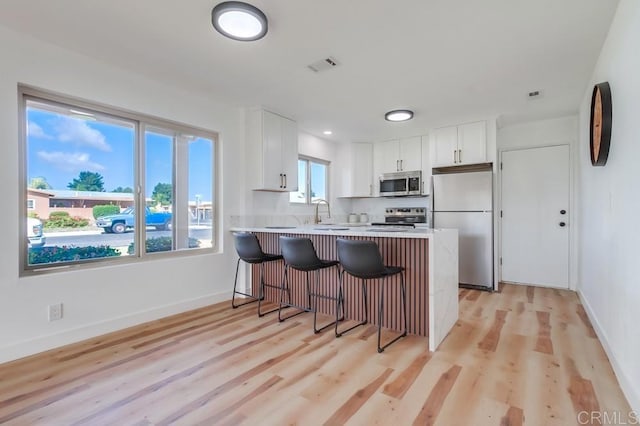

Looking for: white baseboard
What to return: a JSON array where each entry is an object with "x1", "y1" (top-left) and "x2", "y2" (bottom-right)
[
  {"x1": 0, "y1": 290, "x2": 232, "y2": 364},
  {"x1": 578, "y1": 289, "x2": 640, "y2": 414}
]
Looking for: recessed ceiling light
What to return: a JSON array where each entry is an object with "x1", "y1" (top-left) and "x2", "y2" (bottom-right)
[
  {"x1": 211, "y1": 1, "x2": 268, "y2": 42},
  {"x1": 385, "y1": 109, "x2": 414, "y2": 122},
  {"x1": 323, "y1": 130, "x2": 333, "y2": 135}
]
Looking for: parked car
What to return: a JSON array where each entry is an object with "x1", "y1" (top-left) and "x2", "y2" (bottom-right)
[
  {"x1": 96, "y1": 207, "x2": 172, "y2": 234},
  {"x1": 27, "y1": 217, "x2": 46, "y2": 247}
]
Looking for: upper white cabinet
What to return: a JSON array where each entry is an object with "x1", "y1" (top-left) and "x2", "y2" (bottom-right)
[
  {"x1": 373, "y1": 136, "x2": 428, "y2": 196},
  {"x1": 246, "y1": 108, "x2": 298, "y2": 191},
  {"x1": 398, "y1": 136, "x2": 423, "y2": 171},
  {"x1": 374, "y1": 136, "x2": 423, "y2": 175},
  {"x1": 431, "y1": 121, "x2": 486, "y2": 167},
  {"x1": 339, "y1": 143, "x2": 373, "y2": 197},
  {"x1": 421, "y1": 135, "x2": 431, "y2": 195}
]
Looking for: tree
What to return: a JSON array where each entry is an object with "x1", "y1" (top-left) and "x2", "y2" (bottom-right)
[
  {"x1": 67, "y1": 171, "x2": 105, "y2": 192},
  {"x1": 112, "y1": 186, "x2": 134, "y2": 193},
  {"x1": 152, "y1": 183, "x2": 172, "y2": 206},
  {"x1": 28, "y1": 176, "x2": 52, "y2": 190}
]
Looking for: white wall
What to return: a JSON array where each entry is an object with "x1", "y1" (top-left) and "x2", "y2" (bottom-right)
[
  {"x1": 0, "y1": 26, "x2": 245, "y2": 362},
  {"x1": 577, "y1": 0, "x2": 640, "y2": 412},
  {"x1": 497, "y1": 116, "x2": 577, "y2": 150},
  {"x1": 497, "y1": 116, "x2": 579, "y2": 289}
]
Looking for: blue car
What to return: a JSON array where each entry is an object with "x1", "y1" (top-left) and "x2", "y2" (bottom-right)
[{"x1": 96, "y1": 207, "x2": 172, "y2": 234}]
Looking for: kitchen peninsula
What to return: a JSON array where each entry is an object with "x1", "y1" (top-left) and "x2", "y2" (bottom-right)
[{"x1": 229, "y1": 226, "x2": 459, "y2": 351}]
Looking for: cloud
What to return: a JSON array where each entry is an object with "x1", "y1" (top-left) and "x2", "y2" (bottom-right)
[
  {"x1": 37, "y1": 151, "x2": 105, "y2": 172},
  {"x1": 27, "y1": 121, "x2": 53, "y2": 139},
  {"x1": 54, "y1": 117, "x2": 111, "y2": 152}
]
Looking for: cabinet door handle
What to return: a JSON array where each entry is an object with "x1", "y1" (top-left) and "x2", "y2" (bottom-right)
[
  {"x1": 453, "y1": 150, "x2": 457, "y2": 163},
  {"x1": 279, "y1": 173, "x2": 283, "y2": 188},
  {"x1": 400, "y1": 159, "x2": 403, "y2": 171},
  {"x1": 458, "y1": 149, "x2": 462, "y2": 163},
  {"x1": 283, "y1": 173, "x2": 287, "y2": 188}
]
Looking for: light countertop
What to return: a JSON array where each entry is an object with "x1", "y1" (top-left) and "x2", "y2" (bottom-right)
[{"x1": 229, "y1": 225, "x2": 450, "y2": 239}]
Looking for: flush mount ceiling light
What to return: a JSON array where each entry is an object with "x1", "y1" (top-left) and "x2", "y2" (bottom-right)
[
  {"x1": 211, "y1": 1, "x2": 268, "y2": 41},
  {"x1": 385, "y1": 109, "x2": 414, "y2": 122}
]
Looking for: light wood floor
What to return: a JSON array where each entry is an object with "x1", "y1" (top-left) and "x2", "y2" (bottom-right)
[{"x1": 0, "y1": 284, "x2": 631, "y2": 425}]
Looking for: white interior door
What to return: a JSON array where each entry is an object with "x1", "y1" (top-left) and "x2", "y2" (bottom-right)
[{"x1": 501, "y1": 145, "x2": 569, "y2": 288}]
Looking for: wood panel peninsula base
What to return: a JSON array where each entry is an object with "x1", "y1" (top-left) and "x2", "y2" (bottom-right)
[{"x1": 230, "y1": 226, "x2": 459, "y2": 351}]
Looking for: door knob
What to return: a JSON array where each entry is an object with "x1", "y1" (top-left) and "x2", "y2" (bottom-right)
[
  {"x1": 560, "y1": 209, "x2": 566, "y2": 215},
  {"x1": 559, "y1": 222, "x2": 566, "y2": 227}
]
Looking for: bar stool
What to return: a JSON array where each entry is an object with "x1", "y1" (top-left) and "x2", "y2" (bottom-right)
[
  {"x1": 335, "y1": 238, "x2": 407, "y2": 353},
  {"x1": 232, "y1": 232, "x2": 284, "y2": 317},
  {"x1": 278, "y1": 236, "x2": 343, "y2": 333}
]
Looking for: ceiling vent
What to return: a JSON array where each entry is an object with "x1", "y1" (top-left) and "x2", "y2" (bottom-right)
[{"x1": 308, "y1": 57, "x2": 339, "y2": 73}]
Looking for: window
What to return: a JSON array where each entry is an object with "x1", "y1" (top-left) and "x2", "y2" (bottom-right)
[
  {"x1": 289, "y1": 156, "x2": 329, "y2": 204},
  {"x1": 20, "y1": 86, "x2": 217, "y2": 272},
  {"x1": 27, "y1": 199, "x2": 35, "y2": 210}
]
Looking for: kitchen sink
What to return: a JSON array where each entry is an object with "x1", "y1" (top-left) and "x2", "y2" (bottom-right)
[{"x1": 265, "y1": 226, "x2": 297, "y2": 229}]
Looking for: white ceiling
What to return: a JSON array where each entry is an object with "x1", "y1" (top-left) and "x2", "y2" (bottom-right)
[{"x1": 0, "y1": 0, "x2": 618, "y2": 142}]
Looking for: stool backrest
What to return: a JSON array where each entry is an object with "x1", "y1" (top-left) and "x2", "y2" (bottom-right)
[
  {"x1": 336, "y1": 238, "x2": 386, "y2": 278},
  {"x1": 234, "y1": 233, "x2": 265, "y2": 263},
  {"x1": 279, "y1": 236, "x2": 322, "y2": 270}
]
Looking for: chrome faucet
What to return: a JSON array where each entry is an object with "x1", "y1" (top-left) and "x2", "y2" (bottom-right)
[{"x1": 314, "y1": 199, "x2": 331, "y2": 224}]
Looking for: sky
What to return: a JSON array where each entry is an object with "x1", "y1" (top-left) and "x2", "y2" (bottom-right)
[
  {"x1": 26, "y1": 105, "x2": 213, "y2": 202},
  {"x1": 290, "y1": 159, "x2": 327, "y2": 202}
]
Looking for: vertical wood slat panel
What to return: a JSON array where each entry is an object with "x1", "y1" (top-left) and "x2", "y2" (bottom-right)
[{"x1": 250, "y1": 233, "x2": 429, "y2": 336}]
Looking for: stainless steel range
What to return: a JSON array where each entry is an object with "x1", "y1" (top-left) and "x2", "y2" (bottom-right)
[{"x1": 371, "y1": 207, "x2": 427, "y2": 227}]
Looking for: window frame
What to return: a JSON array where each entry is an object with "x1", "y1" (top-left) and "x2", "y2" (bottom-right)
[
  {"x1": 19, "y1": 85, "x2": 219, "y2": 275},
  {"x1": 289, "y1": 155, "x2": 330, "y2": 204}
]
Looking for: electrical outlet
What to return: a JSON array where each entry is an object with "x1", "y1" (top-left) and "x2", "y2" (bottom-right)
[{"x1": 48, "y1": 303, "x2": 63, "y2": 321}]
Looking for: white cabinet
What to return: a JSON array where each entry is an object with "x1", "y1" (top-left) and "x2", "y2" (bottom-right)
[
  {"x1": 339, "y1": 143, "x2": 373, "y2": 197},
  {"x1": 421, "y1": 135, "x2": 431, "y2": 195},
  {"x1": 398, "y1": 136, "x2": 422, "y2": 172},
  {"x1": 457, "y1": 121, "x2": 487, "y2": 165},
  {"x1": 373, "y1": 136, "x2": 427, "y2": 196},
  {"x1": 431, "y1": 121, "x2": 486, "y2": 167},
  {"x1": 377, "y1": 140, "x2": 400, "y2": 175},
  {"x1": 374, "y1": 136, "x2": 423, "y2": 175},
  {"x1": 246, "y1": 109, "x2": 298, "y2": 191}
]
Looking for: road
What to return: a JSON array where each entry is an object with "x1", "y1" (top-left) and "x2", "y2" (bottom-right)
[{"x1": 44, "y1": 228, "x2": 213, "y2": 248}]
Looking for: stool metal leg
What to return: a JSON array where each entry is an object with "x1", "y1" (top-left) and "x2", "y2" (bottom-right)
[
  {"x1": 336, "y1": 274, "x2": 369, "y2": 338},
  {"x1": 257, "y1": 262, "x2": 279, "y2": 317},
  {"x1": 362, "y1": 279, "x2": 368, "y2": 323},
  {"x1": 401, "y1": 273, "x2": 408, "y2": 336},
  {"x1": 335, "y1": 269, "x2": 345, "y2": 338},
  {"x1": 377, "y1": 273, "x2": 408, "y2": 353},
  {"x1": 232, "y1": 258, "x2": 260, "y2": 309},
  {"x1": 278, "y1": 264, "x2": 311, "y2": 322},
  {"x1": 313, "y1": 266, "x2": 344, "y2": 334},
  {"x1": 306, "y1": 271, "x2": 312, "y2": 310}
]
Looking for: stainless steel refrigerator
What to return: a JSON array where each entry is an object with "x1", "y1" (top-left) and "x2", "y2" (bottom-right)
[{"x1": 432, "y1": 164, "x2": 494, "y2": 290}]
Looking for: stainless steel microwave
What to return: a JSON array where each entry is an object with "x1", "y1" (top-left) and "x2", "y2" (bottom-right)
[{"x1": 379, "y1": 171, "x2": 422, "y2": 196}]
